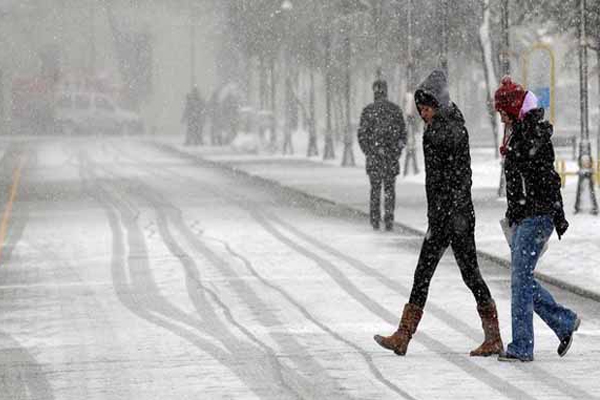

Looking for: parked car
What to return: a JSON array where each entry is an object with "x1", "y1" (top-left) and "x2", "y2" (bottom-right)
[{"x1": 55, "y1": 91, "x2": 144, "y2": 135}]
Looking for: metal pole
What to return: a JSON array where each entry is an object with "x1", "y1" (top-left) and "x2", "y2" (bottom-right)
[{"x1": 575, "y1": 0, "x2": 599, "y2": 214}]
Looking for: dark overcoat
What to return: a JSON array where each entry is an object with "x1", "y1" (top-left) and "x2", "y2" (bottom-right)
[
  {"x1": 358, "y1": 99, "x2": 407, "y2": 178},
  {"x1": 415, "y1": 71, "x2": 475, "y2": 233}
]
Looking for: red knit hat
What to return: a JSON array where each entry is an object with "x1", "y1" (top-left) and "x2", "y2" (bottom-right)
[{"x1": 494, "y1": 76, "x2": 526, "y2": 120}]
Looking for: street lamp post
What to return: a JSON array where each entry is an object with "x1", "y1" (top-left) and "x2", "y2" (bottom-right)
[{"x1": 575, "y1": 0, "x2": 599, "y2": 214}]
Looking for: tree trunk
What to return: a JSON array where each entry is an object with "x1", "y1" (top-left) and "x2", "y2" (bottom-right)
[
  {"x1": 307, "y1": 68, "x2": 318, "y2": 157},
  {"x1": 244, "y1": 55, "x2": 253, "y2": 135},
  {"x1": 478, "y1": 0, "x2": 501, "y2": 159},
  {"x1": 334, "y1": 92, "x2": 344, "y2": 143},
  {"x1": 596, "y1": 49, "x2": 600, "y2": 164},
  {"x1": 259, "y1": 55, "x2": 267, "y2": 139},
  {"x1": 268, "y1": 58, "x2": 277, "y2": 148},
  {"x1": 0, "y1": 69, "x2": 3, "y2": 135},
  {"x1": 323, "y1": 30, "x2": 335, "y2": 160}
]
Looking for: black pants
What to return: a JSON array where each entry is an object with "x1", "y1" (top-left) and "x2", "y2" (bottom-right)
[
  {"x1": 409, "y1": 217, "x2": 493, "y2": 309},
  {"x1": 369, "y1": 175, "x2": 396, "y2": 227}
]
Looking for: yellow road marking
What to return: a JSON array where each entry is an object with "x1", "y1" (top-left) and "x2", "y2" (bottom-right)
[{"x1": 0, "y1": 156, "x2": 26, "y2": 264}]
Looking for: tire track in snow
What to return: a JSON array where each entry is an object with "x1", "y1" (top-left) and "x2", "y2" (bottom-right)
[
  {"x1": 150, "y1": 142, "x2": 598, "y2": 400},
  {"x1": 79, "y1": 153, "x2": 305, "y2": 400},
  {"x1": 205, "y1": 234, "x2": 420, "y2": 400},
  {"x1": 104, "y1": 141, "x2": 410, "y2": 399},
  {"x1": 106, "y1": 143, "x2": 431, "y2": 399},
  {"x1": 262, "y1": 211, "x2": 598, "y2": 400},
  {"x1": 95, "y1": 154, "x2": 361, "y2": 400},
  {"x1": 212, "y1": 161, "x2": 594, "y2": 400},
  {"x1": 134, "y1": 188, "x2": 311, "y2": 400}
]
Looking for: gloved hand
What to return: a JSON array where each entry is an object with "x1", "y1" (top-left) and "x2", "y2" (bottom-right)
[
  {"x1": 499, "y1": 144, "x2": 508, "y2": 156},
  {"x1": 554, "y1": 218, "x2": 569, "y2": 240}
]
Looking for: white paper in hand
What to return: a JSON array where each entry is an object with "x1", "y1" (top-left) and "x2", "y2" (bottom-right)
[{"x1": 499, "y1": 218, "x2": 514, "y2": 247}]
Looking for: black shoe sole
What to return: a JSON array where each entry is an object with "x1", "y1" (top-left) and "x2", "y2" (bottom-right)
[
  {"x1": 498, "y1": 353, "x2": 533, "y2": 362},
  {"x1": 558, "y1": 317, "x2": 581, "y2": 357}
]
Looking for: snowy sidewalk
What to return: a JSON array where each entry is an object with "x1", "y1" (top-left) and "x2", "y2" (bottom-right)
[{"x1": 150, "y1": 134, "x2": 600, "y2": 302}]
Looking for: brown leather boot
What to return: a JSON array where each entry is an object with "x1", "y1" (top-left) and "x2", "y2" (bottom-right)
[
  {"x1": 374, "y1": 303, "x2": 423, "y2": 356},
  {"x1": 470, "y1": 300, "x2": 504, "y2": 357}
]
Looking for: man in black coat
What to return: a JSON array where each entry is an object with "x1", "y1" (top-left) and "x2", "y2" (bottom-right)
[
  {"x1": 374, "y1": 70, "x2": 503, "y2": 357},
  {"x1": 358, "y1": 80, "x2": 407, "y2": 231}
]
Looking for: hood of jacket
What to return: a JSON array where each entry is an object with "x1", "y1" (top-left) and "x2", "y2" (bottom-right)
[
  {"x1": 519, "y1": 91, "x2": 539, "y2": 120},
  {"x1": 415, "y1": 69, "x2": 451, "y2": 110},
  {"x1": 435, "y1": 102, "x2": 465, "y2": 126},
  {"x1": 517, "y1": 107, "x2": 552, "y2": 139}
]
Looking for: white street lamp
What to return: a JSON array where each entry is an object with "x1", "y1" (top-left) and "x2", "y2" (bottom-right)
[{"x1": 281, "y1": 0, "x2": 293, "y2": 11}]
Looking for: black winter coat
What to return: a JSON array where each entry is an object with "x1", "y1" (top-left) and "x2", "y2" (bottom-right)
[
  {"x1": 358, "y1": 99, "x2": 407, "y2": 178},
  {"x1": 504, "y1": 108, "x2": 569, "y2": 238},
  {"x1": 422, "y1": 104, "x2": 475, "y2": 231}
]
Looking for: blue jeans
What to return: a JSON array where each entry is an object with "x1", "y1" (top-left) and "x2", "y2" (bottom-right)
[{"x1": 507, "y1": 215, "x2": 578, "y2": 359}]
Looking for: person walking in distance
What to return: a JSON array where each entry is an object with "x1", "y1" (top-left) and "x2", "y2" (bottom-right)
[
  {"x1": 374, "y1": 70, "x2": 503, "y2": 357},
  {"x1": 358, "y1": 79, "x2": 407, "y2": 231},
  {"x1": 494, "y1": 76, "x2": 580, "y2": 362},
  {"x1": 181, "y1": 87, "x2": 205, "y2": 146}
]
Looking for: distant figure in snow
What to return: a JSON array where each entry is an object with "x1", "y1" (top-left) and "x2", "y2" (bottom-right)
[
  {"x1": 358, "y1": 79, "x2": 407, "y2": 231},
  {"x1": 181, "y1": 87, "x2": 205, "y2": 146},
  {"x1": 494, "y1": 76, "x2": 579, "y2": 362},
  {"x1": 374, "y1": 70, "x2": 504, "y2": 357},
  {"x1": 207, "y1": 83, "x2": 241, "y2": 146}
]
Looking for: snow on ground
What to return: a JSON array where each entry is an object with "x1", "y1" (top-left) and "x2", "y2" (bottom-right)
[{"x1": 153, "y1": 128, "x2": 600, "y2": 300}]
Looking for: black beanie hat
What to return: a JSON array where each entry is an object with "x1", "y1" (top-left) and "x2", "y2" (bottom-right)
[{"x1": 372, "y1": 79, "x2": 388, "y2": 97}]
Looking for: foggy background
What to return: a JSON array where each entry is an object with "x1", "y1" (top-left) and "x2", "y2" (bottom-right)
[{"x1": 0, "y1": 0, "x2": 598, "y2": 152}]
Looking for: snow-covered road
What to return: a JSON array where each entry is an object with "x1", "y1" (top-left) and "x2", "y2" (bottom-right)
[{"x1": 0, "y1": 138, "x2": 598, "y2": 399}]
